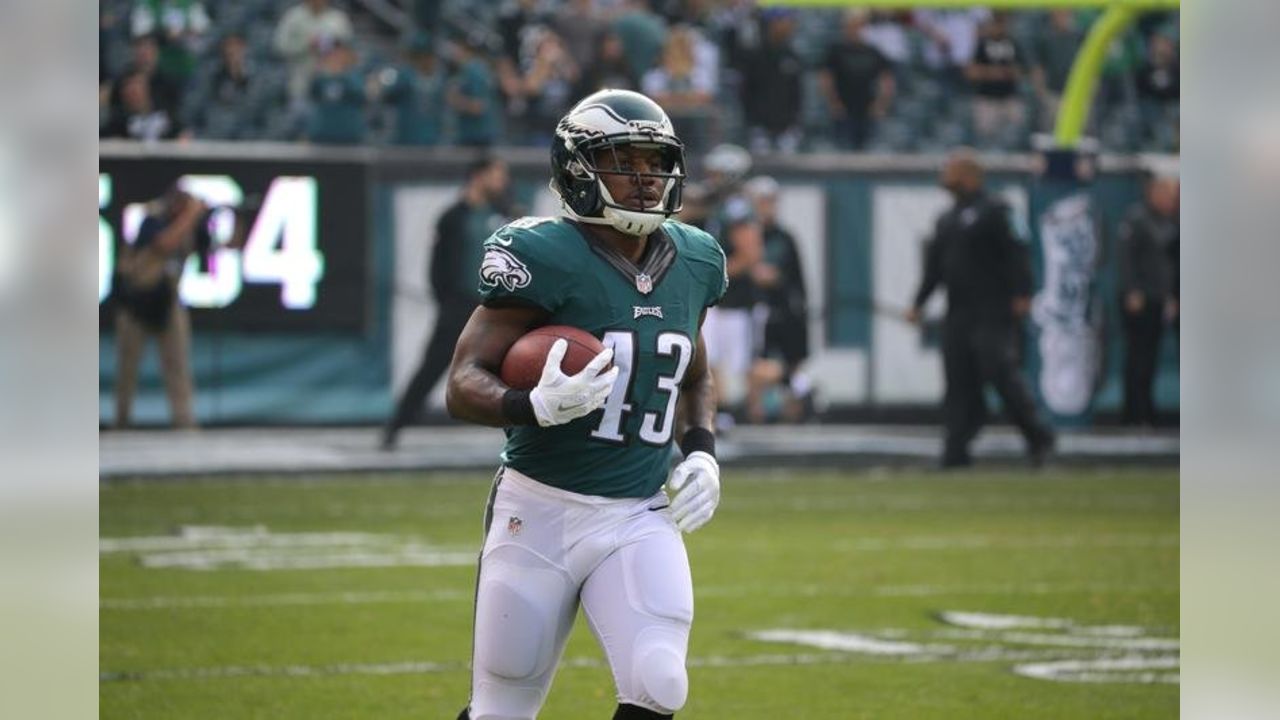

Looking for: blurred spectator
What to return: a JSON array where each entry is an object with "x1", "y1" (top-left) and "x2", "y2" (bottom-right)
[
  {"x1": 1030, "y1": 10, "x2": 1083, "y2": 132},
  {"x1": 519, "y1": 28, "x2": 581, "y2": 146},
  {"x1": 1136, "y1": 33, "x2": 1179, "y2": 140},
  {"x1": 703, "y1": 194, "x2": 764, "y2": 425},
  {"x1": 819, "y1": 9, "x2": 896, "y2": 151},
  {"x1": 494, "y1": 0, "x2": 548, "y2": 139},
  {"x1": 130, "y1": 0, "x2": 212, "y2": 82},
  {"x1": 642, "y1": 25, "x2": 716, "y2": 151},
  {"x1": 111, "y1": 34, "x2": 182, "y2": 116},
  {"x1": 1117, "y1": 174, "x2": 1179, "y2": 427},
  {"x1": 372, "y1": 34, "x2": 446, "y2": 146},
  {"x1": 306, "y1": 42, "x2": 367, "y2": 144},
  {"x1": 907, "y1": 150, "x2": 1055, "y2": 468},
  {"x1": 111, "y1": 187, "x2": 208, "y2": 429},
  {"x1": 612, "y1": 0, "x2": 669, "y2": 79},
  {"x1": 738, "y1": 8, "x2": 804, "y2": 153},
  {"x1": 743, "y1": 176, "x2": 813, "y2": 424},
  {"x1": 862, "y1": 11, "x2": 912, "y2": 67},
  {"x1": 967, "y1": 12, "x2": 1027, "y2": 148},
  {"x1": 382, "y1": 157, "x2": 511, "y2": 449},
  {"x1": 210, "y1": 33, "x2": 255, "y2": 111},
  {"x1": 916, "y1": 7, "x2": 989, "y2": 91},
  {"x1": 448, "y1": 38, "x2": 502, "y2": 147},
  {"x1": 274, "y1": 0, "x2": 354, "y2": 109},
  {"x1": 575, "y1": 30, "x2": 639, "y2": 97},
  {"x1": 100, "y1": 71, "x2": 191, "y2": 141},
  {"x1": 552, "y1": 0, "x2": 605, "y2": 65}
]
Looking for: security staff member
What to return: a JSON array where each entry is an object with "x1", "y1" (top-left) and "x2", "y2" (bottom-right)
[
  {"x1": 381, "y1": 156, "x2": 510, "y2": 449},
  {"x1": 906, "y1": 149, "x2": 1055, "y2": 467},
  {"x1": 1117, "y1": 173, "x2": 1178, "y2": 426}
]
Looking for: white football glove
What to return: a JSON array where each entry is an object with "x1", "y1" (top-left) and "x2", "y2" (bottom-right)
[
  {"x1": 666, "y1": 451, "x2": 720, "y2": 533},
  {"x1": 528, "y1": 339, "x2": 618, "y2": 427}
]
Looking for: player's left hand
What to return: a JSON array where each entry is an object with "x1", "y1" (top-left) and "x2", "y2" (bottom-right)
[{"x1": 667, "y1": 451, "x2": 720, "y2": 533}]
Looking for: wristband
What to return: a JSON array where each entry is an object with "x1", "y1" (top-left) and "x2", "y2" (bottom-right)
[
  {"x1": 679, "y1": 426, "x2": 716, "y2": 459},
  {"x1": 502, "y1": 389, "x2": 538, "y2": 426}
]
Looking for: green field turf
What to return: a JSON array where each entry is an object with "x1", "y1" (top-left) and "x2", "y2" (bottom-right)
[{"x1": 101, "y1": 468, "x2": 1178, "y2": 719}]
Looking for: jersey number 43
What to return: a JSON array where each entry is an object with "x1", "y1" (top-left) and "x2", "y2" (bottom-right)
[{"x1": 590, "y1": 331, "x2": 693, "y2": 447}]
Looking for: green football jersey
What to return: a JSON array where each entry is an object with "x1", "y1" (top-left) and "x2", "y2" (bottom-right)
[{"x1": 477, "y1": 216, "x2": 728, "y2": 498}]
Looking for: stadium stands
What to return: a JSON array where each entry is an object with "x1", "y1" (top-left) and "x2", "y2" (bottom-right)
[{"x1": 100, "y1": 1, "x2": 1179, "y2": 152}]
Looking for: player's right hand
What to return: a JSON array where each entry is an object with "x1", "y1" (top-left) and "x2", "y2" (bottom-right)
[{"x1": 528, "y1": 339, "x2": 618, "y2": 427}]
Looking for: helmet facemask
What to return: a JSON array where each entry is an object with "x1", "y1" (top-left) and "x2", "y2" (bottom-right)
[
  {"x1": 573, "y1": 140, "x2": 684, "y2": 236},
  {"x1": 550, "y1": 89, "x2": 687, "y2": 237}
]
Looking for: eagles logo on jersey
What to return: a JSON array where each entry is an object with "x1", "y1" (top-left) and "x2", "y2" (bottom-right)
[{"x1": 479, "y1": 246, "x2": 532, "y2": 291}]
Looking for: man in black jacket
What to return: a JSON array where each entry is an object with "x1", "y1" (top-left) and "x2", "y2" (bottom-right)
[
  {"x1": 907, "y1": 149, "x2": 1055, "y2": 467},
  {"x1": 382, "y1": 157, "x2": 510, "y2": 449},
  {"x1": 1118, "y1": 173, "x2": 1178, "y2": 426}
]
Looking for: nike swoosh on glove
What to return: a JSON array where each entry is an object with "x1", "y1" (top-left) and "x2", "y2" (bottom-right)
[
  {"x1": 666, "y1": 451, "x2": 720, "y2": 533},
  {"x1": 528, "y1": 339, "x2": 619, "y2": 427}
]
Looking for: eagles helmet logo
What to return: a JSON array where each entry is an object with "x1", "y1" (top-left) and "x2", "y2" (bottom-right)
[{"x1": 480, "y1": 247, "x2": 532, "y2": 291}]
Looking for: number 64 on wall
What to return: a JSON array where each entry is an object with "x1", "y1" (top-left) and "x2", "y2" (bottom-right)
[{"x1": 98, "y1": 174, "x2": 324, "y2": 310}]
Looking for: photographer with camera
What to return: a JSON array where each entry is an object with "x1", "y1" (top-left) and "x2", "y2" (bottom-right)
[{"x1": 112, "y1": 186, "x2": 227, "y2": 429}]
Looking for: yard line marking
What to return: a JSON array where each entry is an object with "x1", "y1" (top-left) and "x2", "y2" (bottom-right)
[
  {"x1": 98, "y1": 649, "x2": 1085, "y2": 684},
  {"x1": 100, "y1": 589, "x2": 470, "y2": 610},
  {"x1": 101, "y1": 582, "x2": 1175, "y2": 611},
  {"x1": 1013, "y1": 655, "x2": 1180, "y2": 683},
  {"x1": 99, "y1": 526, "x2": 476, "y2": 571},
  {"x1": 832, "y1": 534, "x2": 1179, "y2": 551}
]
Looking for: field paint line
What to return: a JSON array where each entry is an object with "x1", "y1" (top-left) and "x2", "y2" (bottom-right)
[
  {"x1": 834, "y1": 534, "x2": 1179, "y2": 552},
  {"x1": 99, "y1": 649, "x2": 1087, "y2": 684},
  {"x1": 100, "y1": 530, "x2": 408, "y2": 553},
  {"x1": 102, "y1": 582, "x2": 1174, "y2": 611},
  {"x1": 746, "y1": 630, "x2": 944, "y2": 655},
  {"x1": 939, "y1": 611, "x2": 1076, "y2": 631},
  {"x1": 697, "y1": 581, "x2": 1176, "y2": 599},
  {"x1": 137, "y1": 548, "x2": 476, "y2": 571},
  {"x1": 100, "y1": 589, "x2": 471, "y2": 610},
  {"x1": 932, "y1": 629, "x2": 1179, "y2": 651},
  {"x1": 1013, "y1": 655, "x2": 1180, "y2": 684}
]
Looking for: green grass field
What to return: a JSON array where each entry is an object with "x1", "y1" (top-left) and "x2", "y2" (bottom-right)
[{"x1": 101, "y1": 468, "x2": 1178, "y2": 719}]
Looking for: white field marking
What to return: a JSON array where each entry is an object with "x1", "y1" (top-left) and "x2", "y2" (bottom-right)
[
  {"x1": 1013, "y1": 656, "x2": 1180, "y2": 684},
  {"x1": 100, "y1": 649, "x2": 1085, "y2": 684},
  {"x1": 748, "y1": 611, "x2": 1179, "y2": 684},
  {"x1": 102, "y1": 581, "x2": 1175, "y2": 612},
  {"x1": 833, "y1": 534, "x2": 1179, "y2": 552},
  {"x1": 939, "y1": 610, "x2": 1075, "y2": 631},
  {"x1": 746, "y1": 630, "x2": 944, "y2": 655},
  {"x1": 100, "y1": 589, "x2": 470, "y2": 610},
  {"x1": 695, "y1": 581, "x2": 1176, "y2": 599},
  {"x1": 100, "y1": 526, "x2": 476, "y2": 571},
  {"x1": 136, "y1": 548, "x2": 476, "y2": 571},
  {"x1": 931, "y1": 629, "x2": 1179, "y2": 651}
]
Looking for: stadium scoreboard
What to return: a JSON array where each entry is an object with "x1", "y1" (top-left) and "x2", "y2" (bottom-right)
[{"x1": 99, "y1": 157, "x2": 371, "y2": 332}]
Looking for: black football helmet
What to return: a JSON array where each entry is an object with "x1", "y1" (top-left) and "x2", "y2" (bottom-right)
[{"x1": 550, "y1": 89, "x2": 685, "y2": 236}]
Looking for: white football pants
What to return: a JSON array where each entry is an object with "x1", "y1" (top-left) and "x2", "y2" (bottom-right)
[{"x1": 466, "y1": 466, "x2": 694, "y2": 720}]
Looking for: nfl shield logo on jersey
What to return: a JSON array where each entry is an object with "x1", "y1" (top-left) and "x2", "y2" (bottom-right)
[
  {"x1": 507, "y1": 516, "x2": 523, "y2": 536},
  {"x1": 635, "y1": 273, "x2": 653, "y2": 294}
]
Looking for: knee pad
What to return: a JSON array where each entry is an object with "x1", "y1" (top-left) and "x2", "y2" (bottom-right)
[
  {"x1": 474, "y1": 579, "x2": 549, "y2": 681},
  {"x1": 631, "y1": 643, "x2": 688, "y2": 714}
]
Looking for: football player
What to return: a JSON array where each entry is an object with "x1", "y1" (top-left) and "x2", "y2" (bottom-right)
[{"x1": 445, "y1": 89, "x2": 728, "y2": 720}]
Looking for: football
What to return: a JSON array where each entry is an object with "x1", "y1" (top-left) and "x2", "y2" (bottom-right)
[{"x1": 500, "y1": 325, "x2": 607, "y2": 390}]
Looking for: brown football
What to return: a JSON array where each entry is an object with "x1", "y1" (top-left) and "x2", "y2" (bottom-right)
[{"x1": 500, "y1": 325, "x2": 608, "y2": 390}]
